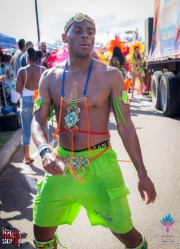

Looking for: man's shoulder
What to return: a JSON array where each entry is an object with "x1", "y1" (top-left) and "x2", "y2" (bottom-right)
[
  {"x1": 54, "y1": 61, "x2": 66, "y2": 70},
  {"x1": 15, "y1": 50, "x2": 22, "y2": 56},
  {"x1": 41, "y1": 65, "x2": 63, "y2": 78},
  {"x1": 93, "y1": 59, "x2": 119, "y2": 75},
  {"x1": 15, "y1": 50, "x2": 21, "y2": 55},
  {"x1": 20, "y1": 52, "x2": 27, "y2": 64},
  {"x1": 14, "y1": 51, "x2": 23, "y2": 63},
  {"x1": 39, "y1": 66, "x2": 63, "y2": 89},
  {"x1": 20, "y1": 52, "x2": 27, "y2": 59},
  {"x1": 92, "y1": 60, "x2": 122, "y2": 90},
  {"x1": 13, "y1": 50, "x2": 20, "y2": 59}
]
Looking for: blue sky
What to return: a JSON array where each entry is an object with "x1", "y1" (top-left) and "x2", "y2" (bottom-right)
[{"x1": 0, "y1": 0, "x2": 154, "y2": 46}]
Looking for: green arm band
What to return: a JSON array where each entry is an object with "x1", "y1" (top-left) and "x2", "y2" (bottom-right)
[
  {"x1": 111, "y1": 91, "x2": 129, "y2": 126},
  {"x1": 33, "y1": 98, "x2": 53, "y2": 122}
]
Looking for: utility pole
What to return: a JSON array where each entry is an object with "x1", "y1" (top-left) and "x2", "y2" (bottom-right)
[
  {"x1": 107, "y1": 31, "x2": 109, "y2": 44},
  {"x1": 35, "y1": 0, "x2": 40, "y2": 44}
]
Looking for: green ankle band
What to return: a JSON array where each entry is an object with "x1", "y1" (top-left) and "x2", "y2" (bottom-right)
[
  {"x1": 33, "y1": 233, "x2": 67, "y2": 249},
  {"x1": 33, "y1": 238, "x2": 54, "y2": 248},
  {"x1": 124, "y1": 233, "x2": 147, "y2": 249}
]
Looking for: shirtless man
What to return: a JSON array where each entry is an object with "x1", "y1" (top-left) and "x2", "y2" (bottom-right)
[{"x1": 32, "y1": 13, "x2": 156, "y2": 249}]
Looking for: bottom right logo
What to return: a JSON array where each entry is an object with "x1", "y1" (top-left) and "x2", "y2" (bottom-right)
[{"x1": 161, "y1": 213, "x2": 175, "y2": 246}]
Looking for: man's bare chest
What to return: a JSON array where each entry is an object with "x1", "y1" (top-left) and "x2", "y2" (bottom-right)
[{"x1": 50, "y1": 74, "x2": 110, "y2": 110}]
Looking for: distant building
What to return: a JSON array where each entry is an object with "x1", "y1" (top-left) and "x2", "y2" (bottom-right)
[{"x1": 122, "y1": 30, "x2": 140, "y2": 44}]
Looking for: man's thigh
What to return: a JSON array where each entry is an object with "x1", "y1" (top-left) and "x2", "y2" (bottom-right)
[
  {"x1": 33, "y1": 175, "x2": 81, "y2": 227},
  {"x1": 75, "y1": 155, "x2": 133, "y2": 234}
]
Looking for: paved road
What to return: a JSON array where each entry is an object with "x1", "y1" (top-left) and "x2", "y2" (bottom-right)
[{"x1": 0, "y1": 95, "x2": 180, "y2": 249}]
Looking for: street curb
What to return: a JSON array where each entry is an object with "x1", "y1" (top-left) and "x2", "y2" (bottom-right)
[{"x1": 0, "y1": 128, "x2": 22, "y2": 174}]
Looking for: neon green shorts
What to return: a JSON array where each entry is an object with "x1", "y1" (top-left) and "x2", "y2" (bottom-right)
[{"x1": 33, "y1": 146, "x2": 133, "y2": 234}]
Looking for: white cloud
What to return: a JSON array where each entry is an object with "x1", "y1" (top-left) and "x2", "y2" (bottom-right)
[
  {"x1": 0, "y1": 0, "x2": 36, "y2": 39},
  {"x1": 0, "y1": 0, "x2": 154, "y2": 45}
]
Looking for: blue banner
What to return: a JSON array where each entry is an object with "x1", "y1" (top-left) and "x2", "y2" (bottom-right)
[{"x1": 149, "y1": 0, "x2": 180, "y2": 61}]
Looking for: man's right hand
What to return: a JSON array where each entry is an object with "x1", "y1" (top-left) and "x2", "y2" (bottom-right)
[
  {"x1": 40, "y1": 57, "x2": 47, "y2": 65},
  {"x1": 42, "y1": 152, "x2": 66, "y2": 175}
]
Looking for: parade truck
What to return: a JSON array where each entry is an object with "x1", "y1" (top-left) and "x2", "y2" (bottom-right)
[{"x1": 146, "y1": 0, "x2": 180, "y2": 117}]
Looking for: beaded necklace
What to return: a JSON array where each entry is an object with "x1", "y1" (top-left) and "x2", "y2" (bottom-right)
[
  {"x1": 52, "y1": 59, "x2": 110, "y2": 179},
  {"x1": 61, "y1": 59, "x2": 93, "y2": 131}
]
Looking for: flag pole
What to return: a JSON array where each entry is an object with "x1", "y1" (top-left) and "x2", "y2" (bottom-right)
[{"x1": 35, "y1": 0, "x2": 40, "y2": 43}]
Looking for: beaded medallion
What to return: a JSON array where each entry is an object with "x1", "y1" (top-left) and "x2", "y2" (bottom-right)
[
  {"x1": 64, "y1": 155, "x2": 89, "y2": 178},
  {"x1": 64, "y1": 102, "x2": 80, "y2": 131}
]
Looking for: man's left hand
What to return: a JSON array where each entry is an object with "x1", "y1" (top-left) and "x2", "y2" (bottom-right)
[
  {"x1": 138, "y1": 175, "x2": 157, "y2": 205},
  {"x1": 0, "y1": 75, "x2": 5, "y2": 82}
]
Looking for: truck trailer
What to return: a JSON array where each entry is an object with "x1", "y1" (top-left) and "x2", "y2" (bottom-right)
[{"x1": 146, "y1": 0, "x2": 180, "y2": 117}]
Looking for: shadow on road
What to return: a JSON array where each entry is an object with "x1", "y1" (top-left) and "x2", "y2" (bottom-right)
[
  {"x1": 130, "y1": 109, "x2": 164, "y2": 117},
  {"x1": 130, "y1": 99, "x2": 180, "y2": 120},
  {"x1": 30, "y1": 163, "x2": 44, "y2": 176},
  {"x1": 0, "y1": 162, "x2": 33, "y2": 222},
  {"x1": 109, "y1": 120, "x2": 142, "y2": 131},
  {"x1": 0, "y1": 153, "x2": 36, "y2": 247}
]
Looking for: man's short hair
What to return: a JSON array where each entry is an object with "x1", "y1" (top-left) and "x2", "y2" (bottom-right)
[
  {"x1": 18, "y1": 39, "x2": 25, "y2": 50},
  {"x1": 26, "y1": 41, "x2": 34, "y2": 49},
  {"x1": 39, "y1": 41, "x2": 46, "y2": 46}
]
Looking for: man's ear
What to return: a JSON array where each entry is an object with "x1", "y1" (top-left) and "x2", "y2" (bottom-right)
[{"x1": 62, "y1": 34, "x2": 67, "y2": 43}]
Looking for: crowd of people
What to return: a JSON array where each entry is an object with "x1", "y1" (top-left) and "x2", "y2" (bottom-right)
[
  {"x1": 0, "y1": 36, "x2": 152, "y2": 111},
  {"x1": 0, "y1": 13, "x2": 156, "y2": 249},
  {"x1": 91, "y1": 37, "x2": 152, "y2": 98},
  {"x1": 0, "y1": 40, "x2": 51, "y2": 106},
  {"x1": 0, "y1": 39, "x2": 51, "y2": 163}
]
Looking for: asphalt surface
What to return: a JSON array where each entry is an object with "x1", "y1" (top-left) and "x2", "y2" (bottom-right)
[{"x1": 0, "y1": 94, "x2": 180, "y2": 249}]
